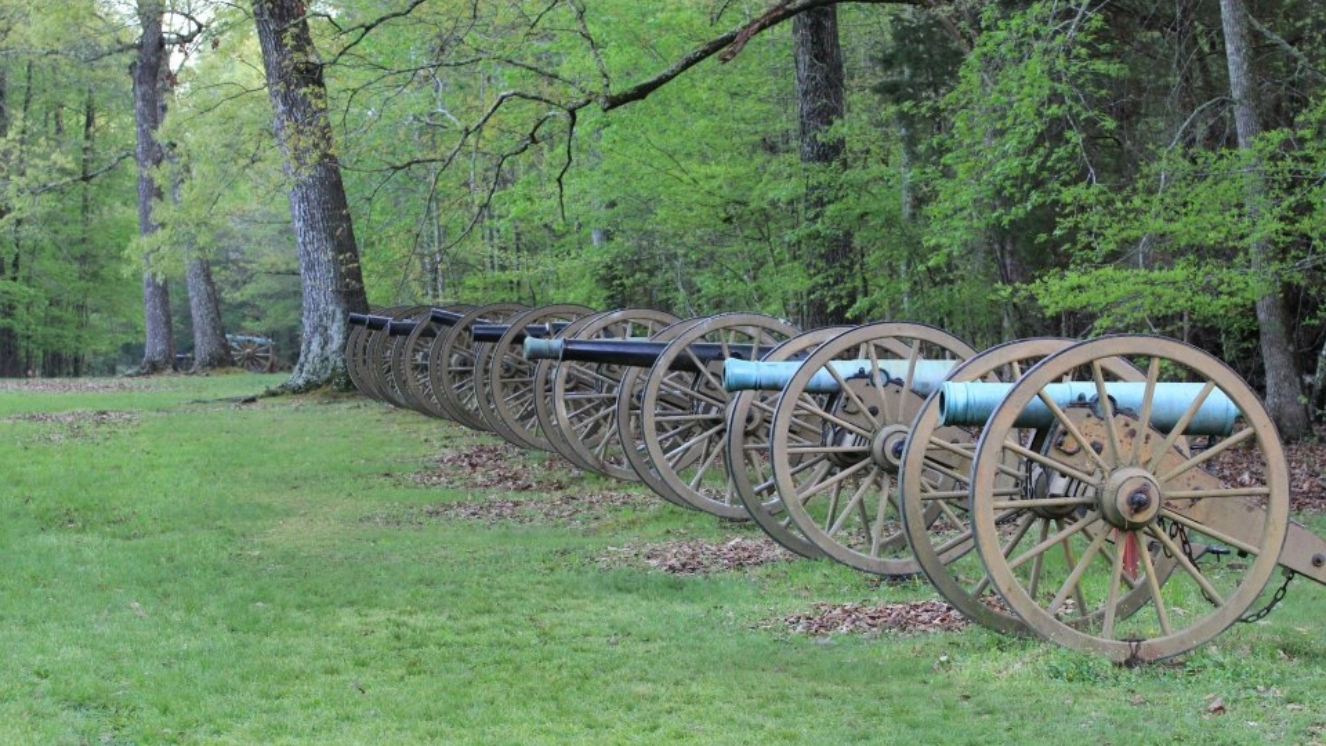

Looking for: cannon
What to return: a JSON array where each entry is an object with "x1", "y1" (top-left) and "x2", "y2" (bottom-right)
[
  {"x1": 226, "y1": 333, "x2": 278, "y2": 373},
  {"x1": 721, "y1": 322, "x2": 977, "y2": 573},
  {"x1": 523, "y1": 312, "x2": 798, "y2": 513},
  {"x1": 469, "y1": 304, "x2": 597, "y2": 450},
  {"x1": 939, "y1": 335, "x2": 1322, "y2": 663},
  {"x1": 531, "y1": 309, "x2": 682, "y2": 481}
]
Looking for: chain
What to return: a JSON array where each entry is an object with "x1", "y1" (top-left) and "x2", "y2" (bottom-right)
[
  {"x1": 1240, "y1": 570, "x2": 1296, "y2": 624},
  {"x1": 1164, "y1": 519, "x2": 1199, "y2": 567}
]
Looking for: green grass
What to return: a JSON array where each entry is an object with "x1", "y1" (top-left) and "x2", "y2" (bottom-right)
[{"x1": 1, "y1": 375, "x2": 1323, "y2": 745}]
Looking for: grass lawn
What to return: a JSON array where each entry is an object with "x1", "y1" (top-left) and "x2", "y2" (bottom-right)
[{"x1": 1, "y1": 374, "x2": 1323, "y2": 745}]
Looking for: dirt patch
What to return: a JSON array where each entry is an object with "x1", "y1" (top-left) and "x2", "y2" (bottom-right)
[
  {"x1": 1208, "y1": 424, "x2": 1326, "y2": 513},
  {"x1": 404, "y1": 443, "x2": 574, "y2": 492},
  {"x1": 4, "y1": 409, "x2": 139, "y2": 443},
  {"x1": 782, "y1": 600, "x2": 967, "y2": 636},
  {"x1": 598, "y1": 536, "x2": 794, "y2": 575}
]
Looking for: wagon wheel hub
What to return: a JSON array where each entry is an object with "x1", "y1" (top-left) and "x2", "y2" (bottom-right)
[
  {"x1": 1100, "y1": 466, "x2": 1163, "y2": 530},
  {"x1": 870, "y1": 424, "x2": 911, "y2": 473}
]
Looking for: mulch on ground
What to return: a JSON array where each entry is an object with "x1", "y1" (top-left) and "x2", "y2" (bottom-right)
[
  {"x1": 1209, "y1": 424, "x2": 1326, "y2": 513},
  {"x1": 782, "y1": 600, "x2": 968, "y2": 636},
  {"x1": 597, "y1": 536, "x2": 794, "y2": 575}
]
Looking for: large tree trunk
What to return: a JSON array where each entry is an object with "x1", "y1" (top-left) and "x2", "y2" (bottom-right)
[
  {"x1": 793, "y1": 7, "x2": 856, "y2": 329},
  {"x1": 185, "y1": 257, "x2": 232, "y2": 370},
  {"x1": 132, "y1": 0, "x2": 174, "y2": 374},
  {"x1": 1218, "y1": 0, "x2": 1310, "y2": 439},
  {"x1": 252, "y1": 0, "x2": 368, "y2": 392}
]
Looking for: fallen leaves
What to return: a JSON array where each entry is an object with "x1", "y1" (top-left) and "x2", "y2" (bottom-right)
[
  {"x1": 404, "y1": 444, "x2": 571, "y2": 492},
  {"x1": 784, "y1": 600, "x2": 967, "y2": 636},
  {"x1": 4, "y1": 409, "x2": 139, "y2": 443},
  {"x1": 420, "y1": 490, "x2": 651, "y2": 525},
  {"x1": 1209, "y1": 424, "x2": 1326, "y2": 513}
]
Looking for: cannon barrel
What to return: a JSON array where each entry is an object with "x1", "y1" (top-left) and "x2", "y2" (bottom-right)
[
  {"x1": 723, "y1": 359, "x2": 958, "y2": 395},
  {"x1": 938, "y1": 381, "x2": 1237, "y2": 436},
  {"x1": 524, "y1": 337, "x2": 759, "y2": 371},
  {"x1": 348, "y1": 313, "x2": 392, "y2": 331},
  {"x1": 471, "y1": 321, "x2": 572, "y2": 344},
  {"x1": 387, "y1": 319, "x2": 420, "y2": 336},
  {"x1": 429, "y1": 307, "x2": 468, "y2": 325}
]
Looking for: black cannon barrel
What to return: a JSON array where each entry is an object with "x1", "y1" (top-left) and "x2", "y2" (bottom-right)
[
  {"x1": 430, "y1": 307, "x2": 469, "y2": 325},
  {"x1": 388, "y1": 319, "x2": 419, "y2": 336},
  {"x1": 527, "y1": 337, "x2": 759, "y2": 372},
  {"x1": 471, "y1": 321, "x2": 573, "y2": 344},
  {"x1": 350, "y1": 314, "x2": 392, "y2": 331}
]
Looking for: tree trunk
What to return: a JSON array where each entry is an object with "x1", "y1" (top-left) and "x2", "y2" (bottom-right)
[
  {"x1": 132, "y1": 0, "x2": 174, "y2": 374},
  {"x1": 252, "y1": 0, "x2": 368, "y2": 392},
  {"x1": 1218, "y1": 0, "x2": 1310, "y2": 439},
  {"x1": 186, "y1": 257, "x2": 232, "y2": 370},
  {"x1": 793, "y1": 7, "x2": 855, "y2": 329}
]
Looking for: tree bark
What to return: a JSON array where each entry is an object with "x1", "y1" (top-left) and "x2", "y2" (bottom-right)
[
  {"x1": 252, "y1": 0, "x2": 368, "y2": 392},
  {"x1": 793, "y1": 7, "x2": 856, "y2": 329},
  {"x1": 185, "y1": 256, "x2": 232, "y2": 370},
  {"x1": 1218, "y1": 0, "x2": 1310, "y2": 439},
  {"x1": 132, "y1": 0, "x2": 174, "y2": 374}
]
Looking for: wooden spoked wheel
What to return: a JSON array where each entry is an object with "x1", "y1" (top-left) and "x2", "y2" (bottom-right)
[
  {"x1": 613, "y1": 318, "x2": 707, "y2": 504},
  {"x1": 480, "y1": 304, "x2": 596, "y2": 450},
  {"x1": 371, "y1": 306, "x2": 432, "y2": 410},
  {"x1": 768, "y1": 322, "x2": 976, "y2": 576},
  {"x1": 348, "y1": 306, "x2": 406, "y2": 402},
  {"x1": 229, "y1": 334, "x2": 277, "y2": 373},
  {"x1": 428, "y1": 303, "x2": 527, "y2": 431},
  {"x1": 967, "y1": 335, "x2": 1289, "y2": 663},
  {"x1": 637, "y1": 313, "x2": 799, "y2": 517},
  {"x1": 545, "y1": 309, "x2": 681, "y2": 477},
  {"x1": 344, "y1": 322, "x2": 371, "y2": 397},
  {"x1": 897, "y1": 337, "x2": 1158, "y2": 635},
  {"x1": 399, "y1": 304, "x2": 473, "y2": 421},
  {"x1": 529, "y1": 312, "x2": 617, "y2": 471},
  {"x1": 391, "y1": 305, "x2": 468, "y2": 418},
  {"x1": 725, "y1": 326, "x2": 850, "y2": 556}
]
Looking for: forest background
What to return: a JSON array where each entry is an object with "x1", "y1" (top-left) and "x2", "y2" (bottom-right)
[{"x1": 1, "y1": 0, "x2": 1325, "y2": 438}]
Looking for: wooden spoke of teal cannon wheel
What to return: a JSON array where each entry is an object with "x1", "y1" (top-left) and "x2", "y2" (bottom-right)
[
  {"x1": 371, "y1": 306, "x2": 433, "y2": 411},
  {"x1": 429, "y1": 303, "x2": 528, "y2": 432},
  {"x1": 480, "y1": 303, "x2": 596, "y2": 450},
  {"x1": 613, "y1": 318, "x2": 708, "y2": 505},
  {"x1": 725, "y1": 326, "x2": 850, "y2": 556},
  {"x1": 968, "y1": 335, "x2": 1289, "y2": 663},
  {"x1": 768, "y1": 322, "x2": 976, "y2": 576},
  {"x1": 898, "y1": 338, "x2": 1172, "y2": 636},
  {"x1": 544, "y1": 309, "x2": 681, "y2": 477},
  {"x1": 638, "y1": 313, "x2": 799, "y2": 518},
  {"x1": 400, "y1": 304, "x2": 474, "y2": 422}
]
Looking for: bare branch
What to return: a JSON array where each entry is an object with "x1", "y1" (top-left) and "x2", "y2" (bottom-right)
[{"x1": 326, "y1": 0, "x2": 431, "y2": 67}]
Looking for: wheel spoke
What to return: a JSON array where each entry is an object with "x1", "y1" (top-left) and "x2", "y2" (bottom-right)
[
  {"x1": 1150, "y1": 523, "x2": 1225, "y2": 606},
  {"x1": 1047, "y1": 527, "x2": 1109, "y2": 617},
  {"x1": 1146, "y1": 380, "x2": 1216, "y2": 472},
  {"x1": 1007, "y1": 511, "x2": 1099, "y2": 573},
  {"x1": 1158, "y1": 427, "x2": 1256, "y2": 484}
]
